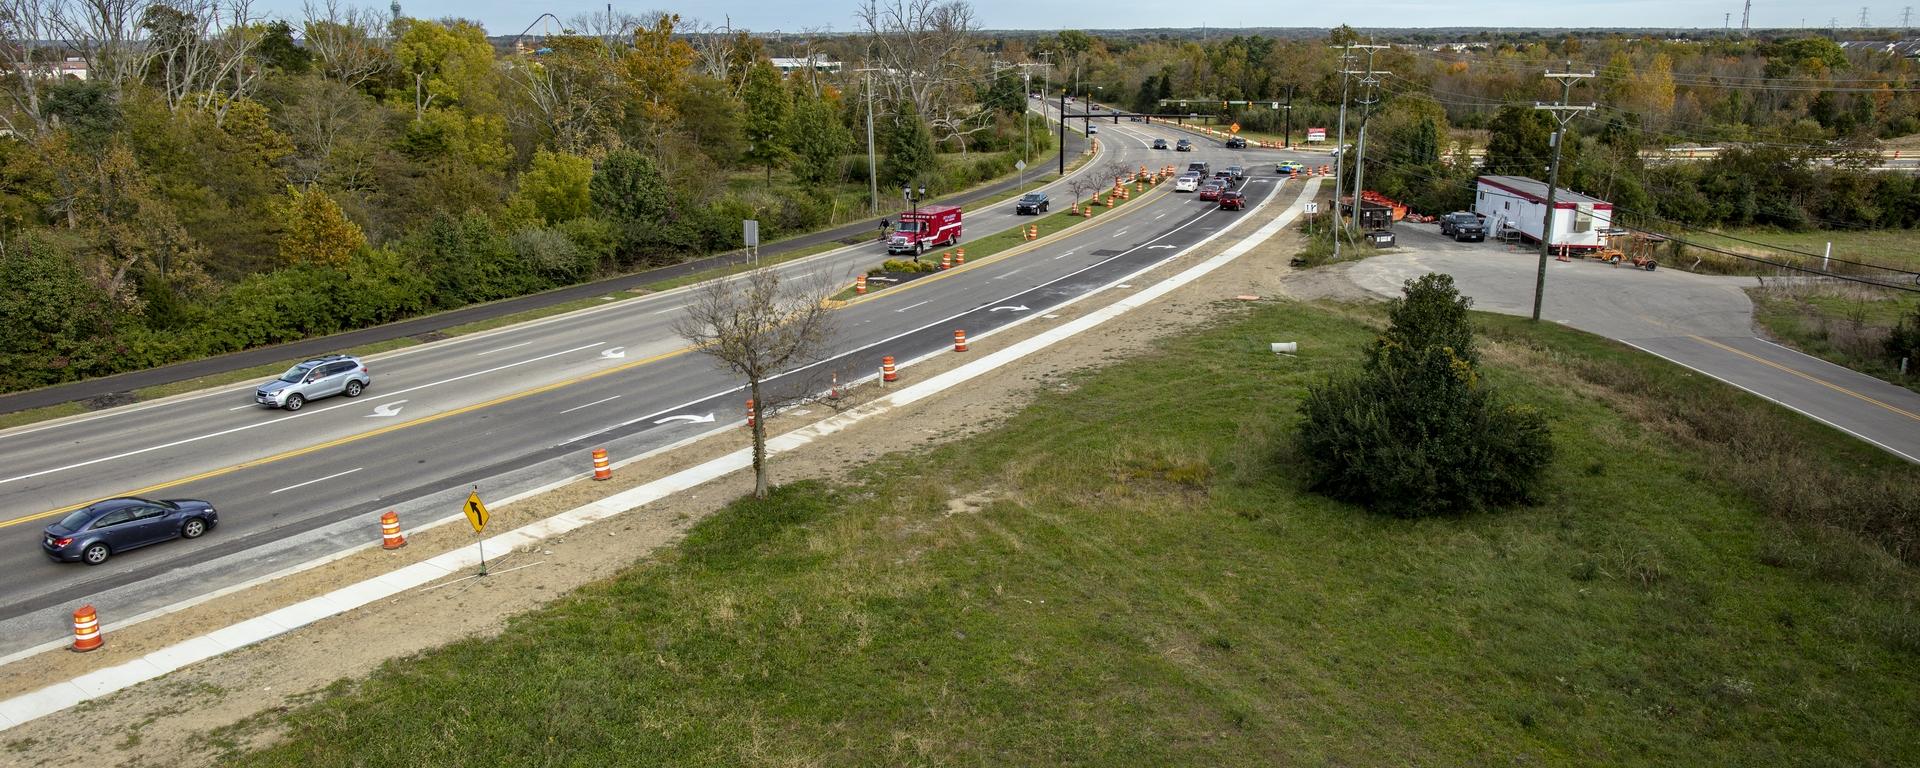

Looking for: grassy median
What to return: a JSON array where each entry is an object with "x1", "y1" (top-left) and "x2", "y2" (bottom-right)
[{"x1": 230, "y1": 300, "x2": 1918, "y2": 766}]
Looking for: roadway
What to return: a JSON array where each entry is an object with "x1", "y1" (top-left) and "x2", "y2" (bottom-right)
[
  {"x1": 0, "y1": 113, "x2": 1297, "y2": 655},
  {"x1": 1339, "y1": 223, "x2": 1920, "y2": 463}
]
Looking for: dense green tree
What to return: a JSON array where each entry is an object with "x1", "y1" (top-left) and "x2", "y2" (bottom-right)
[
  {"x1": 255, "y1": 20, "x2": 311, "y2": 74},
  {"x1": 879, "y1": 100, "x2": 936, "y2": 187},
  {"x1": 589, "y1": 149, "x2": 670, "y2": 256},
  {"x1": 787, "y1": 86, "x2": 852, "y2": 186},
  {"x1": 1483, "y1": 104, "x2": 1557, "y2": 178},
  {"x1": 740, "y1": 60, "x2": 792, "y2": 182},
  {"x1": 507, "y1": 150, "x2": 594, "y2": 225}
]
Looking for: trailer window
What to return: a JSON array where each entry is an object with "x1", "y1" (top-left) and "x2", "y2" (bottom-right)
[{"x1": 1573, "y1": 205, "x2": 1593, "y2": 233}]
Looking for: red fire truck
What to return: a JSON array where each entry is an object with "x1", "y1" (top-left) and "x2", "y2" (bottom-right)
[{"x1": 885, "y1": 204, "x2": 963, "y2": 256}]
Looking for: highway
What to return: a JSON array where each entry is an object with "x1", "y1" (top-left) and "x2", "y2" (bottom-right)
[{"x1": 0, "y1": 108, "x2": 1323, "y2": 655}]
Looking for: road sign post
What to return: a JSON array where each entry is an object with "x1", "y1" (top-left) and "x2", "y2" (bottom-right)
[
  {"x1": 743, "y1": 219, "x2": 760, "y2": 265},
  {"x1": 464, "y1": 488, "x2": 491, "y2": 576}
]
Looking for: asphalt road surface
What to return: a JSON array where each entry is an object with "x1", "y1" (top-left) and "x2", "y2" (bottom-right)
[
  {"x1": 0, "y1": 113, "x2": 1314, "y2": 656},
  {"x1": 1342, "y1": 223, "x2": 1920, "y2": 463}
]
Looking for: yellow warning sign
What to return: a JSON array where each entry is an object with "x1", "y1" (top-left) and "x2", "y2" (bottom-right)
[
  {"x1": 1229, "y1": 122, "x2": 1242, "y2": 134},
  {"x1": 463, "y1": 491, "x2": 490, "y2": 533}
]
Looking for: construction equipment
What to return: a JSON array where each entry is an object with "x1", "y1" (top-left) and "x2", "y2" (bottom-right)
[{"x1": 1595, "y1": 231, "x2": 1661, "y2": 271}]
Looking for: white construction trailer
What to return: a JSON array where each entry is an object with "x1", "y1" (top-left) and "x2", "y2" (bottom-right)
[{"x1": 1472, "y1": 175, "x2": 1614, "y2": 252}]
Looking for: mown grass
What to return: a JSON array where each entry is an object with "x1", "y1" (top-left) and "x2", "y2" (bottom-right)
[
  {"x1": 1748, "y1": 283, "x2": 1920, "y2": 392},
  {"x1": 233, "y1": 300, "x2": 1918, "y2": 766}
]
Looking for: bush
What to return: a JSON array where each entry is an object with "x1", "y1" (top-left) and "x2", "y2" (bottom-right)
[
  {"x1": 874, "y1": 258, "x2": 940, "y2": 274},
  {"x1": 1294, "y1": 274, "x2": 1554, "y2": 516}
]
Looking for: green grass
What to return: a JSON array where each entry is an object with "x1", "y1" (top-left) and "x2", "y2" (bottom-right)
[
  {"x1": 0, "y1": 401, "x2": 86, "y2": 432},
  {"x1": 1747, "y1": 285, "x2": 1920, "y2": 392},
  {"x1": 1687, "y1": 226, "x2": 1920, "y2": 273},
  {"x1": 232, "y1": 299, "x2": 1919, "y2": 766}
]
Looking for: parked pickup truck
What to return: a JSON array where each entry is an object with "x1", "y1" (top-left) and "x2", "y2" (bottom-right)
[
  {"x1": 1015, "y1": 193, "x2": 1049, "y2": 215},
  {"x1": 887, "y1": 204, "x2": 963, "y2": 255},
  {"x1": 1438, "y1": 211, "x2": 1486, "y2": 242}
]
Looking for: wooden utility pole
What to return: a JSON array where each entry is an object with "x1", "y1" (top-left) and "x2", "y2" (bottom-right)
[{"x1": 1530, "y1": 62, "x2": 1596, "y2": 322}]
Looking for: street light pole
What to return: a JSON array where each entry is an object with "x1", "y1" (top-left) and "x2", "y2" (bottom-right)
[{"x1": 854, "y1": 65, "x2": 882, "y2": 216}]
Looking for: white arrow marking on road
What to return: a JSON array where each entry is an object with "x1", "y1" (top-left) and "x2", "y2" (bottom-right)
[
  {"x1": 1147, "y1": 245, "x2": 1177, "y2": 249},
  {"x1": 990, "y1": 305, "x2": 1030, "y2": 312},
  {"x1": 601, "y1": 346, "x2": 627, "y2": 359},
  {"x1": 653, "y1": 413, "x2": 717, "y2": 425},
  {"x1": 366, "y1": 401, "x2": 408, "y2": 418}
]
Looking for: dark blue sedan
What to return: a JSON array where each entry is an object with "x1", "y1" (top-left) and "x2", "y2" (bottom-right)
[{"x1": 43, "y1": 497, "x2": 217, "y2": 565}]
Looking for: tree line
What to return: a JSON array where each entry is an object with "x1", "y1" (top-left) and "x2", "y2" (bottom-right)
[{"x1": 0, "y1": 0, "x2": 1050, "y2": 394}]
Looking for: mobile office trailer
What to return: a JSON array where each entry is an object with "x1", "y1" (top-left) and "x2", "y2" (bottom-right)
[{"x1": 1472, "y1": 175, "x2": 1613, "y2": 251}]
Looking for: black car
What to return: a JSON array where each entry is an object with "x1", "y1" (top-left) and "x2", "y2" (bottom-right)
[
  {"x1": 1152, "y1": 138, "x2": 1169, "y2": 150},
  {"x1": 1439, "y1": 211, "x2": 1486, "y2": 242},
  {"x1": 44, "y1": 497, "x2": 218, "y2": 565},
  {"x1": 1175, "y1": 139, "x2": 1193, "y2": 151},
  {"x1": 1225, "y1": 136, "x2": 1247, "y2": 149},
  {"x1": 1015, "y1": 192, "x2": 1049, "y2": 215}
]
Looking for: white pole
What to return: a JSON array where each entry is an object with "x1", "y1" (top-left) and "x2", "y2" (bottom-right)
[{"x1": 1823, "y1": 241, "x2": 1831, "y2": 272}]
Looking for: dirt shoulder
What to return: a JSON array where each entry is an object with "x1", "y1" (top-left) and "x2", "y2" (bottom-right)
[{"x1": 0, "y1": 206, "x2": 1310, "y2": 767}]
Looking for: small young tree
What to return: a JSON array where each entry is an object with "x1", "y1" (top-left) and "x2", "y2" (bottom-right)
[
  {"x1": 740, "y1": 59, "x2": 792, "y2": 183},
  {"x1": 879, "y1": 99, "x2": 936, "y2": 187},
  {"x1": 673, "y1": 266, "x2": 840, "y2": 499},
  {"x1": 1295, "y1": 273, "x2": 1554, "y2": 516}
]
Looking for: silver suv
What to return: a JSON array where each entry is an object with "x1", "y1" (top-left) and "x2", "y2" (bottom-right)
[{"x1": 254, "y1": 354, "x2": 371, "y2": 411}]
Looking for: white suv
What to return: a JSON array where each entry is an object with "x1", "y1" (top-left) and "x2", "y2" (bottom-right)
[
  {"x1": 254, "y1": 354, "x2": 371, "y2": 411},
  {"x1": 1174, "y1": 173, "x2": 1202, "y2": 192}
]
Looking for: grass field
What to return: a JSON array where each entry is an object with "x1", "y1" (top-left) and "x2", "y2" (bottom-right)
[
  {"x1": 228, "y1": 299, "x2": 1918, "y2": 766},
  {"x1": 1688, "y1": 226, "x2": 1920, "y2": 273},
  {"x1": 1749, "y1": 284, "x2": 1920, "y2": 393}
]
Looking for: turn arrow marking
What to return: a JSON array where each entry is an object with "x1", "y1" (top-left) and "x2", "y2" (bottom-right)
[
  {"x1": 989, "y1": 305, "x2": 1030, "y2": 312},
  {"x1": 653, "y1": 413, "x2": 717, "y2": 425},
  {"x1": 601, "y1": 347, "x2": 627, "y2": 359},
  {"x1": 366, "y1": 400, "x2": 408, "y2": 418}
]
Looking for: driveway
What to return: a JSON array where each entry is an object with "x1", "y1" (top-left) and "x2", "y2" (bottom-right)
[{"x1": 1340, "y1": 223, "x2": 1920, "y2": 463}]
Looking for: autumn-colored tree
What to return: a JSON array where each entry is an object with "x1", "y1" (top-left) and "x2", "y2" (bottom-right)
[
  {"x1": 276, "y1": 186, "x2": 365, "y2": 267},
  {"x1": 507, "y1": 149, "x2": 594, "y2": 225},
  {"x1": 392, "y1": 19, "x2": 498, "y2": 120},
  {"x1": 621, "y1": 14, "x2": 697, "y2": 126}
]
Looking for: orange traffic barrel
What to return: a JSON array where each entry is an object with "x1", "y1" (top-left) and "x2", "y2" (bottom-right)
[
  {"x1": 882, "y1": 356, "x2": 898, "y2": 382},
  {"x1": 954, "y1": 330, "x2": 969, "y2": 352},
  {"x1": 591, "y1": 447, "x2": 611, "y2": 481},
  {"x1": 380, "y1": 511, "x2": 407, "y2": 549},
  {"x1": 71, "y1": 605, "x2": 102, "y2": 652}
]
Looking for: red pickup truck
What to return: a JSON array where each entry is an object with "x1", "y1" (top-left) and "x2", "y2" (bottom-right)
[{"x1": 886, "y1": 205, "x2": 963, "y2": 256}]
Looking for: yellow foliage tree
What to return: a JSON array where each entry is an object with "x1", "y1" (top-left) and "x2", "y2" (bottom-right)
[{"x1": 276, "y1": 187, "x2": 365, "y2": 267}]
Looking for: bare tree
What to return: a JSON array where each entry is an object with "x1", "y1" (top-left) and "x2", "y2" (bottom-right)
[
  {"x1": 673, "y1": 266, "x2": 841, "y2": 499},
  {"x1": 0, "y1": 0, "x2": 62, "y2": 136},
  {"x1": 856, "y1": 0, "x2": 994, "y2": 147},
  {"x1": 502, "y1": 35, "x2": 619, "y2": 154},
  {"x1": 141, "y1": 0, "x2": 265, "y2": 123},
  {"x1": 49, "y1": 0, "x2": 160, "y2": 100},
  {"x1": 300, "y1": 0, "x2": 387, "y2": 91},
  {"x1": 1066, "y1": 175, "x2": 1098, "y2": 207}
]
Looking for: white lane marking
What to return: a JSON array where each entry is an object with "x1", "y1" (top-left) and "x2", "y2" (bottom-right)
[
  {"x1": 228, "y1": 404, "x2": 256, "y2": 411},
  {"x1": 1155, "y1": 213, "x2": 1167, "y2": 219},
  {"x1": 651, "y1": 306, "x2": 680, "y2": 315},
  {"x1": 269, "y1": 467, "x2": 363, "y2": 495},
  {"x1": 0, "y1": 342, "x2": 607, "y2": 489},
  {"x1": 895, "y1": 300, "x2": 931, "y2": 313},
  {"x1": 994, "y1": 267, "x2": 1027, "y2": 279},
  {"x1": 559, "y1": 395, "x2": 621, "y2": 415},
  {"x1": 366, "y1": 401, "x2": 408, "y2": 418},
  {"x1": 475, "y1": 342, "x2": 531, "y2": 356}
]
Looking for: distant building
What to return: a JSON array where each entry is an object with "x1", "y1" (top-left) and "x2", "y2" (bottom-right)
[
  {"x1": 14, "y1": 57, "x2": 88, "y2": 81},
  {"x1": 769, "y1": 55, "x2": 841, "y2": 73},
  {"x1": 1838, "y1": 39, "x2": 1920, "y2": 58}
]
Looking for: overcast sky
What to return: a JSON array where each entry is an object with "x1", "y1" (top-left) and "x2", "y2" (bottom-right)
[{"x1": 253, "y1": 0, "x2": 1876, "y2": 35}]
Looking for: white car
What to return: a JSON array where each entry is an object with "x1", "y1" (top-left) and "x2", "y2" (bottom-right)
[{"x1": 1174, "y1": 173, "x2": 1201, "y2": 192}]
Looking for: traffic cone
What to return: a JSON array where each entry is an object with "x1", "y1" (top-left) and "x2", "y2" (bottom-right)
[
  {"x1": 380, "y1": 510, "x2": 407, "y2": 548},
  {"x1": 954, "y1": 329, "x2": 969, "y2": 352},
  {"x1": 855, "y1": 274, "x2": 867, "y2": 295},
  {"x1": 956, "y1": 247, "x2": 966, "y2": 264},
  {"x1": 882, "y1": 356, "x2": 898, "y2": 383},
  {"x1": 71, "y1": 605, "x2": 101, "y2": 652},
  {"x1": 591, "y1": 447, "x2": 612, "y2": 481},
  {"x1": 941, "y1": 251, "x2": 952, "y2": 270}
]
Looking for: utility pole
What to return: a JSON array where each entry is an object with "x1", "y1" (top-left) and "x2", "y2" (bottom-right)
[
  {"x1": 853, "y1": 65, "x2": 883, "y2": 216},
  {"x1": 1350, "y1": 45, "x2": 1388, "y2": 241},
  {"x1": 1861, "y1": 6, "x2": 1871, "y2": 26},
  {"x1": 1283, "y1": 85, "x2": 1294, "y2": 149},
  {"x1": 1330, "y1": 44, "x2": 1356, "y2": 261},
  {"x1": 1905, "y1": 5, "x2": 1912, "y2": 29},
  {"x1": 1058, "y1": 91, "x2": 1068, "y2": 175},
  {"x1": 1744, "y1": 0, "x2": 1753, "y2": 30},
  {"x1": 1530, "y1": 62, "x2": 1595, "y2": 323}
]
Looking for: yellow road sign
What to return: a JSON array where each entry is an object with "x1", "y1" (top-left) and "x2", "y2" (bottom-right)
[
  {"x1": 1229, "y1": 122, "x2": 1242, "y2": 134},
  {"x1": 463, "y1": 491, "x2": 490, "y2": 533}
]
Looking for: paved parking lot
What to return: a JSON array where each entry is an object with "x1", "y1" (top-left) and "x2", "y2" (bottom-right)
[{"x1": 1337, "y1": 221, "x2": 1920, "y2": 462}]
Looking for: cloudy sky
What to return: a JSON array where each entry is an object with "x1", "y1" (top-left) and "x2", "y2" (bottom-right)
[{"x1": 251, "y1": 0, "x2": 1866, "y2": 35}]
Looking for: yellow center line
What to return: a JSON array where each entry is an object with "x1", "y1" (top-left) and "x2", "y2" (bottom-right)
[
  {"x1": 2, "y1": 346, "x2": 695, "y2": 529},
  {"x1": 1688, "y1": 335, "x2": 1920, "y2": 423},
  {"x1": 9, "y1": 180, "x2": 1188, "y2": 530}
]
